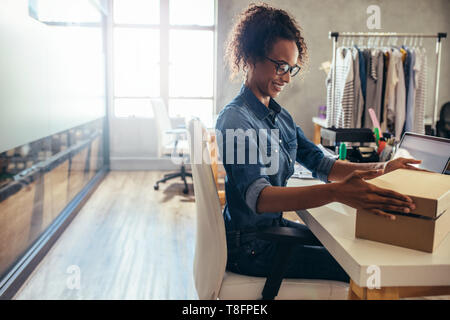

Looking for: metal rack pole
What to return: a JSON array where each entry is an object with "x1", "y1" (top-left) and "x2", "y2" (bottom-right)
[
  {"x1": 328, "y1": 33, "x2": 338, "y2": 128},
  {"x1": 330, "y1": 32, "x2": 445, "y2": 38}
]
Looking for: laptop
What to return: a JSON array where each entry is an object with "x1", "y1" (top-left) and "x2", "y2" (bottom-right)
[{"x1": 393, "y1": 132, "x2": 450, "y2": 174}]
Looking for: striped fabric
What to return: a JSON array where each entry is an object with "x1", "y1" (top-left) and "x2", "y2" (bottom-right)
[
  {"x1": 370, "y1": 49, "x2": 378, "y2": 81},
  {"x1": 326, "y1": 47, "x2": 354, "y2": 128},
  {"x1": 413, "y1": 47, "x2": 427, "y2": 135}
]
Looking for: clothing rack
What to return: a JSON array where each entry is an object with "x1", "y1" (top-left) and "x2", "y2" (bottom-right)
[{"x1": 328, "y1": 31, "x2": 447, "y2": 135}]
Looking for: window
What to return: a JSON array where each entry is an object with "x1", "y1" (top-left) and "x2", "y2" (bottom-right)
[
  {"x1": 113, "y1": 0, "x2": 159, "y2": 24},
  {"x1": 114, "y1": 98, "x2": 154, "y2": 118},
  {"x1": 169, "y1": 30, "x2": 214, "y2": 98},
  {"x1": 112, "y1": 0, "x2": 216, "y2": 127},
  {"x1": 113, "y1": 28, "x2": 160, "y2": 98},
  {"x1": 168, "y1": 99, "x2": 213, "y2": 129}
]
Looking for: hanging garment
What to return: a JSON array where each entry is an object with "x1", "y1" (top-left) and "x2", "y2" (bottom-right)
[
  {"x1": 400, "y1": 47, "x2": 408, "y2": 63},
  {"x1": 326, "y1": 47, "x2": 354, "y2": 128},
  {"x1": 404, "y1": 48, "x2": 416, "y2": 133},
  {"x1": 381, "y1": 49, "x2": 394, "y2": 133},
  {"x1": 352, "y1": 47, "x2": 364, "y2": 128},
  {"x1": 385, "y1": 48, "x2": 406, "y2": 140},
  {"x1": 357, "y1": 46, "x2": 367, "y2": 107},
  {"x1": 379, "y1": 50, "x2": 389, "y2": 128},
  {"x1": 402, "y1": 46, "x2": 411, "y2": 101},
  {"x1": 413, "y1": 47, "x2": 427, "y2": 135},
  {"x1": 364, "y1": 49, "x2": 384, "y2": 129},
  {"x1": 341, "y1": 50, "x2": 355, "y2": 128},
  {"x1": 360, "y1": 49, "x2": 371, "y2": 125},
  {"x1": 394, "y1": 49, "x2": 407, "y2": 140}
]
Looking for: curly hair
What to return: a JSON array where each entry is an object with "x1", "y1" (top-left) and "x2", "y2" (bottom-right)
[{"x1": 225, "y1": 3, "x2": 308, "y2": 80}]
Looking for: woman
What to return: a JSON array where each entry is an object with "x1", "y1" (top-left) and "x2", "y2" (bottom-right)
[{"x1": 215, "y1": 4, "x2": 420, "y2": 282}]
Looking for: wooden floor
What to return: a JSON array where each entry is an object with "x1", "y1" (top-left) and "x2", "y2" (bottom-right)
[{"x1": 14, "y1": 171, "x2": 199, "y2": 300}]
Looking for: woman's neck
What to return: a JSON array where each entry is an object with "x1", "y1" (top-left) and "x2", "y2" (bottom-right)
[{"x1": 245, "y1": 79, "x2": 270, "y2": 107}]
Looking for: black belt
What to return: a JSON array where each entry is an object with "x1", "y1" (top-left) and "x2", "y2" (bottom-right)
[{"x1": 226, "y1": 230, "x2": 258, "y2": 249}]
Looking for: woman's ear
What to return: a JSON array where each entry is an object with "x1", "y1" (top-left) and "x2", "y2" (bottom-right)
[
  {"x1": 244, "y1": 57, "x2": 260, "y2": 82},
  {"x1": 246, "y1": 61, "x2": 259, "y2": 77}
]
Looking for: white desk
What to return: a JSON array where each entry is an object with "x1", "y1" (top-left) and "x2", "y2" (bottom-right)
[{"x1": 287, "y1": 177, "x2": 450, "y2": 300}]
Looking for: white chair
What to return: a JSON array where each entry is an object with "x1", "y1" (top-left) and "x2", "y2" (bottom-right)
[
  {"x1": 152, "y1": 98, "x2": 191, "y2": 194},
  {"x1": 187, "y1": 118, "x2": 349, "y2": 300}
]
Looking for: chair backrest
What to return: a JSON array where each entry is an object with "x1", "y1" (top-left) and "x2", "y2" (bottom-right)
[
  {"x1": 188, "y1": 118, "x2": 227, "y2": 300},
  {"x1": 437, "y1": 102, "x2": 450, "y2": 138},
  {"x1": 151, "y1": 98, "x2": 174, "y2": 157}
]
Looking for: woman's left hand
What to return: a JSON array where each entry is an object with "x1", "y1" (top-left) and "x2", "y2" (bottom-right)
[{"x1": 383, "y1": 157, "x2": 424, "y2": 175}]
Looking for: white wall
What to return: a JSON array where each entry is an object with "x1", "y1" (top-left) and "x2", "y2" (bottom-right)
[
  {"x1": 216, "y1": 0, "x2": 450, "y2": 140},
  {"x1": 0, "y1": 0, "x2": 106, "y2": 153}
]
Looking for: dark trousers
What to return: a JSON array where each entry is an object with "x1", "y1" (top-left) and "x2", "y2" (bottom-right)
[{"x1": 226, "y1": 219, "x2": 350, "y2": 283}]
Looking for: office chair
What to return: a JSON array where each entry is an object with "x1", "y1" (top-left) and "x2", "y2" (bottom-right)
[
  {"x1": 152, "y1": 99, "x2": 191, "y2": 194},
  {"x1": 436, "y1": 102, "x2": 450, "y2": 138},
  {"x1": 187, "y1": 118, "x2": 349, "y2": 300}
]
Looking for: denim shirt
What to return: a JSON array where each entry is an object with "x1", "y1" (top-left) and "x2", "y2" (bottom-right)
[{"x1": 215, "y1": 84, "x2": 336, "y2": 234}]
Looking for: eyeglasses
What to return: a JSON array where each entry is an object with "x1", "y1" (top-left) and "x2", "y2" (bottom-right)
[{"x1": 265, "y1": 57, "x2": 301, "y2": 77}]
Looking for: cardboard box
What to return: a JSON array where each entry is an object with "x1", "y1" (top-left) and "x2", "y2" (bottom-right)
[{"x1": 355, "y1": 169, "x2": 450, "y2": 253}]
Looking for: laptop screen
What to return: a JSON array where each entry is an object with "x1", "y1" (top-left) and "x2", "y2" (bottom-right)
[{"x1": 393, "y1": 133, "x2": 450, "y2": 174}]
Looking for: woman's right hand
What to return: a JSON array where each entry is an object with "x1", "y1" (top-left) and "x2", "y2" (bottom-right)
[{"x1": 333, "y1": 170, "x2": 416, "y2": 220}]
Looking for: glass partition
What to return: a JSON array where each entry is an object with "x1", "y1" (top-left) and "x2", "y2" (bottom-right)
[{"x1": 0, "y1": 119, "x2": 105, "y2": 280}]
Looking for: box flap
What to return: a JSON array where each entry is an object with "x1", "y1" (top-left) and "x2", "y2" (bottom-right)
[{"x1": 366, "y1": 169, "x2": 450, "y2": 218}]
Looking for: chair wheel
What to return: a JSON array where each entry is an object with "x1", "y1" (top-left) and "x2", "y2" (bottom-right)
[
  {"x1": 183, "y1": 188, "x2": 189, "y2": 194},
  {"x1": 154, "y1": 184, "x2": 159, "y2": 190}
]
